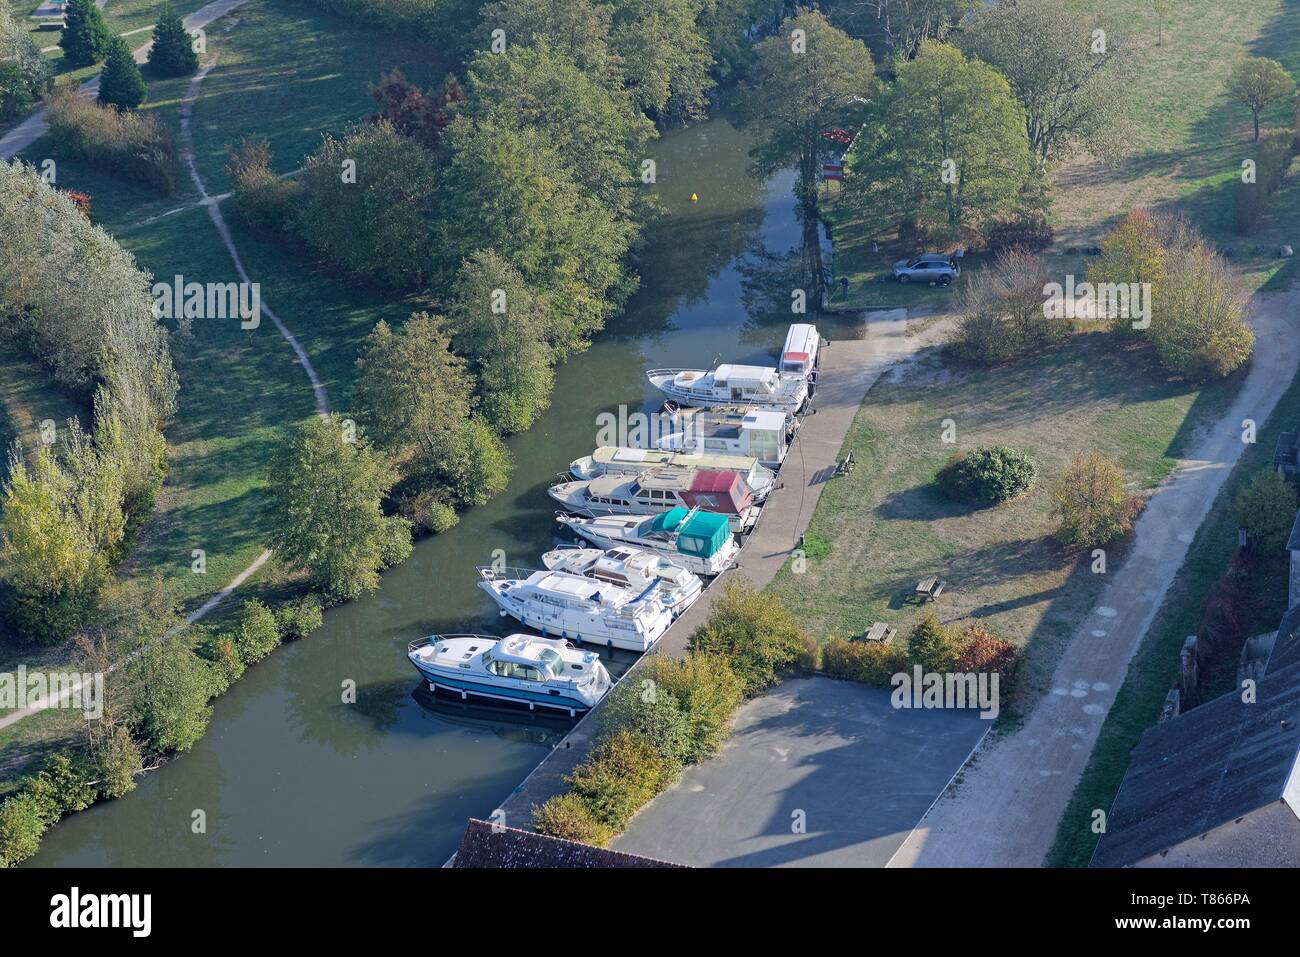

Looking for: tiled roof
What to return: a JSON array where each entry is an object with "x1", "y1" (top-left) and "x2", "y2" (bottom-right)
[{"x1": 451, "y1": 819, "x2": 686, "y2": 869}]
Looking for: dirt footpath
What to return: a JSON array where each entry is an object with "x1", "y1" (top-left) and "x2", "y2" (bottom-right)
[{"x1": 888, "y1": 283, "x2": 1300, "y2": 867}]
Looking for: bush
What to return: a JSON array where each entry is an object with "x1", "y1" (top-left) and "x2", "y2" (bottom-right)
[
  {"x1": 206, "y1": 635, "x2": 245, "y2": 689},
  {"x1": 0, "y1": 7, "x2": 52, "y2": 121},
  {"x1": 532, "y1": 793, "x2": 613, "y2": 846},
  {"x1": 821, "y1": 638, "x2": 908, "y2": 685},
  {"x1": 687, "y1": 581, "x2": 806, "y2": 696},
  {"x1": 1232, "y1": 469, "x2": 1298, "y2": 554},
  {"x1": 130, "y1": 635, "x2": 215, "y2": 754},
  {"x1": 795, "y1": 633, "x2": 821, "y2": 670},
  {"x1": 598, "y1": 676, "x2": 693, "y2": 766},
  {"x1": 0, "y1": 793, "x2": 48, "y2": 868},
  {"x1": 643, "y1": 652, "x2": 744, "y2": 762},
  {"x1": 906, "y1": 612, "x2": 961, "y2": 673},
  {"x1": 937, "y1": 445, "x2": 1037, "y2": 506},
  {"x1": 97, "y1": 37, "x2": 148, "y2": 111},
  {"x1": 398, "y1": 492, "x2": 460, "y2": 534},
  {"x1": 1088, "y1": 209, "x2": 1169, "y2": 337},
  {"x1": 46, "y1": 85, "x2": 176, "y2": 193},
  {"x1": 982, "y1": 214, "x2": 1054, "y2": 253},
  {"x1": 1149, "y1": 242, "x2": 1253, "y2": 380},
  {"x1": 1051, "y1": 451, "x2": 1140, "y2": 548},
  {"x1": 953, "y1": 248, "x2": 1066, "y2": 364},
  {"x1": 23, "y1": 754, "x2": 96, "y2": 824},
  {"x1": 953, "y1": 625, "x2": 1018, "y2": 690},
  {"x1": 565, "y1": 730, "x2": 675, "y2": 831},
  {"x1": 275, "y1": 595, "x2": 324, "y2": 640},
  {"x1": 225, "y1": 137, "x2": 302, "y2": 233},
  {"x1": 91, "y1": 724, "x2": 141, "y2": 799},
  {"x1": 231, "y1": 599, "x2": 280, "y2": 665}
]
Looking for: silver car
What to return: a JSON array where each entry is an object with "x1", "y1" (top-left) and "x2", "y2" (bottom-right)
[{"x1": 893, "y1": 255, "x2": 960, "y2": 285}]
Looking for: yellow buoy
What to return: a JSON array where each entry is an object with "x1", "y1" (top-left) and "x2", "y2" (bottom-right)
[{"x1": 690, "y1": 192, "x2": 698, "y2": 202}]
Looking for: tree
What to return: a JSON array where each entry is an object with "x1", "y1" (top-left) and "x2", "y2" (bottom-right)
[
  {"x1": 1232, "y1": 470, "x2": 1297, "y2": 554},
  {"x1": 446, "y1": 250, "x2": 555, "y2": 433},
  {"x1": 735, "y1": 10, "x2": 875, "y2": 212},
  {"x1": 129, "y1": 632, "x2": 214, "y2": 754},
  {"x1": 0, "y1": 793, "x2": 47, "y2": 867},
  {"x1": 0, "y1": 7, "x2": 52, "y2": 120},
  {"x1": 907, "y1": 612, "x2": 960, "y2": 672},
  {"x1": 1051, "y1": 452, "x2": 1139, "y2": 548},
  {"x1": 435, "y1": 117, "x2": 634, "y2": 349},
  {"x1": 59, "y1": 0, "x2": 111, "y2": 68},
  {"x1": 607, "y1": 0, "x2": 715, "y2": 123},
  {"x1": 829, "y1": 0, "x2": 978, "y2": 61},
  {"x1": 1151, "y1": 0, "x2": 1170, "y2": 46},
  {"x1": 959, "y1": 0, "x2": 1129, "y2": 165},
  {"x1": 0, "y1": 447, "x2": 104, "y2": 644},
  {"x1": 848, "y1": 41, "x2": 1035, "y2": 242},
  {"x1": 368, "y1": 70, "x2": 463, "y2": 151},
  {"x1": 434, "y1": 418, "x2": 513, "y2": 509},
  {"x1": 294, "y1": 122, "x2": 440, "y2": 287},
  {"x1": 1149, "y1": 241, "x2": 1253, "y2": 380},
  {"x1": 147, "y1": 2, "x2": 199, "y2": 77},
  {"x1": 265, "y1": 414, "x2": 411, "y2": 601},
  {"x1": 229, "y1": 599, "x2": 281, "y2": 665},
  {"x1": 1226, "y1": 57, "x2": 1296, "y2": 142},
  {"x1": 98, "y1": 36, "x2": 147, "y2": 111},
  {"x1": 464, "y1": 42, "x2": 655, "y2": 219}
]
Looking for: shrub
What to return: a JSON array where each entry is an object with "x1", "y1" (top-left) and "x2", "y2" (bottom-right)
[
  {"x1": 565, "y1": 729, "x2": 675, "y2": 831},
  {"x1": 231, "y1": 599, "x2": 280, "y2": 665},
  {"x1": 953, "y1": 625, "x2": 1018, "y2": 689},
  {"x1": 91, "y1": 724, "x2": 141, "y2": 799},
  {"x1": 906, "y1": 612, "x2": 961, "y2": 673},
  {"x1": 795, "y1": 633, "x2": 821, "y2": 670},
  {"x1": 937, "y1": 445, "x2": 1037, "y2": 506},
  {"x1": 46, "y1": 85, "x2": 176, "y2": 193},
  {"x1": 130, "y1": 635, "x2": 215, "y2": 754},
  {"x1": 275, "y1": 595, "x2": 324, "y2": 640},
  {"x1": 398, "y1": 492, "x2": 460, "y2": 534},
  {"x1": 23, "y1": 754, "x2": 96, "y2": 824},
  {"x1": 687, "y1": 581, "x2": 806, "y2": 696},
  {"x1": 643, "y1": 652, "x2": 744, "y2": 762},
  {"x1": 982, "y1": 214, "x2": 1054, "y2": 253},
  {"x1": 953, "y1": 247, "x2": 1066, "y2": 364},
  {"x1": 207, "y1": 635, "x2": 245, "y2": 688},
  {"x1": 1232, "y1": 469, "x2": 1298, "y2": 554},
  {"x1": 1149, "y1": 242, "x2": 1253, "y2": 380},
  {"x1": 0, "y1": 793, "x2": 48, "y2": 868},
  {"x1": 0, "y1": 7, "x2": 52, "y2": 121},
  {"x1": 1051, "y1": 451, "x2": 1140, "y2": 548},
  {"x1": 821, "y1": 638, "x2": 908, "y2": 685},
  {"x1": 225, "y1": 137, "x2": 302, "y2": 233},
  {"x1": 532, "y1": 793, "x2": 613, "y2": 846},
  {"x1": 598, "y1": 675, "x2": 693, "y2": 766},
  {"x1": 1088, "y1": 209, "x2": 1168, "y2": 337}
]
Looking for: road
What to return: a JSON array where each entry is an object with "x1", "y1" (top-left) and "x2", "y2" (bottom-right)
[{"x1": 888, "y1": 283, "x2": 1300, "y2": 867}]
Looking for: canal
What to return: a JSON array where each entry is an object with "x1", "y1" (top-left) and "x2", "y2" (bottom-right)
[{"x1": 30, "y1": 117, "x2": 858, "y2": 866}]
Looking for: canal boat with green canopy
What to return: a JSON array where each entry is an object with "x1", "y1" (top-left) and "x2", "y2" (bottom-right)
[{"x1": 556, "y1": 506, "x2": 740, "y2": 577}]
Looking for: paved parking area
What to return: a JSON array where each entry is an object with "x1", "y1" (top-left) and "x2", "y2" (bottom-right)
[{"x1": 612, "y1": 675, "x2": 989, "y2": 867}]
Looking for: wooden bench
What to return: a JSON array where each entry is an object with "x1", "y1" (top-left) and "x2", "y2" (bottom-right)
[
  {"x1": 915, "y1": 577, "x2": 946, "y2": 601},
  {"x1": 834, "y1": 450, "x2": 855, "y2": 476}
]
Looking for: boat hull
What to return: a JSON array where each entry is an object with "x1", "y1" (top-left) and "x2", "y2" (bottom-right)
[
  {"x1": 558, "y1": 518, "x2": 738, "y2": 577},
  {"x1": 408, "y1": 657, "x2": 594, "y2": 714},
  {"x1": 477, "y1": 581, "x2": 668, "y2": 652}
]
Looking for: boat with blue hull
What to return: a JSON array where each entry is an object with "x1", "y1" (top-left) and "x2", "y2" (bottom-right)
[{"x1": 406, "y1": 633, "x2": 611, "y2": 716}]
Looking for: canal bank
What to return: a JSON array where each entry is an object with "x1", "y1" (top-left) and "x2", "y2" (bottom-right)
[
  {"x1": 491, "y1": 309, "x2": 954, "y2": 836},
  {"x1": 24, "y1": 117, "x2": 862, "y2": 867}
]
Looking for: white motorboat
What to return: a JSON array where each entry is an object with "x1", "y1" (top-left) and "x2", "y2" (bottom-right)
[
  {"x1": 549, "y1": 467, "x2": 759, "y2": 532},
  {"x1": 555, "y1": 506, "x2": 739, "y2": 577},
  {"x1": 780, "y1": 323, "x2": 822, "y2": 377},
  {"x1": 477, "y1": 566, "x2": 673, "y2": 652},
  {"x1": 541, "y1": 545, "x2": 703, "y2": 617},
  {"x1": 568, "y1": 446, "x2": 777, "y2": 500},
  {"x1": 646, "y1": 363, "x2": 808, "y2": 413},
  {"x1": 652, "y1": 406, "x2": 793, "y2": 469},
  {"x1": 406, "y1": 633, "x2": 611, "y2": 715}
]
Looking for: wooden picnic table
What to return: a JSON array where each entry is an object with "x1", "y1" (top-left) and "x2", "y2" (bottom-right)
[
  {"x1": 861, "y1": 622, "x2": 896, "y2": 643},
  {"x1": 915, "y1": 576, "x2": 946, "y2": 601}
]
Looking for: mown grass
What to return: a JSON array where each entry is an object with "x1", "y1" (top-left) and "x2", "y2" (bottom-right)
[
  {"x1": 1047, "y1": 362, "x2": 1300, "y2": 868},
  {"x1": 768, "y1": 329, "x2": 1240, "y2": 705},
  {"x1": 826, "y1": 0, "x2": 1300, "y2": 310}
]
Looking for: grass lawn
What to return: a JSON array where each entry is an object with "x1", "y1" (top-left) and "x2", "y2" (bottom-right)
[
  {"x1": 1047, "y1": 363, "x2": 1300, "y2": 867},
  {"x1": 0, "y1": 0, "x2": 455, "y2": 782},
  {"x1": 826, "y1": 0, "x2": 1300, "y2": 311},
  {"x1": 768, "y1": 329, "x2": 1241, "y2": 709}
]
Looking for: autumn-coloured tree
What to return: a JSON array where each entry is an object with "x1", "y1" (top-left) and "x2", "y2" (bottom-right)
[
  {"x1": 1051, "y1": 451, "x2": 1140, "y2": 548},
  {"x1": 368, "y1": 69, "x2": 464, "y2": 152},
  {"x1": 1226, "y1": 57, "x2": 1296, "y2": 142}
]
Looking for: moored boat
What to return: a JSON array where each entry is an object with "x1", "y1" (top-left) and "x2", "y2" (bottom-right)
[
  {"x1": 406, "y1": 633, "x2": 611, "y2": 715},
  {"x1": 652, "y1": 406, "x2": 793, "y2": 469},
  {"x1": 477, "y1": 566, "x2": 673, "y2": 652},
  {"x1": 646, "y1": 363, "x2": 808, "y2": 413},
  {"x1": 568, "y1": 446, "x2": 777, "y2": 500},
  {"x1": 541, "y1": 545, "x2": 703, "y2": 617},
  {"x1": 549, "y1": 467, "x2": 758, "y2": 532},
  {"x1": 555, "y1": 506, "x2": 738, "y2": 577}
]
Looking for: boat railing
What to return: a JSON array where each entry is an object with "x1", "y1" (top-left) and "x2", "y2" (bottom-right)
[
  {"x1": 645, "y1": 367, "x2": 695, "y2": 378},
  {"x1": 475, "y1": 564, "x2": 542, "y2": 582},
  {"x1": 407, "y1": 633, "x2": 492, "y2": 654}
]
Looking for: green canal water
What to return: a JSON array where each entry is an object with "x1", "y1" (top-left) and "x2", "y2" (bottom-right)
[{"x1": 29, "y1": 117, "x2": 860, "y2": 866}]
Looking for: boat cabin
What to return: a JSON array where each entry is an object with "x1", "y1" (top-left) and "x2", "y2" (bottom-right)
[{"x1": 644, "y1": 507, "x2": 732, "y2": 560}]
